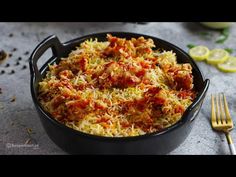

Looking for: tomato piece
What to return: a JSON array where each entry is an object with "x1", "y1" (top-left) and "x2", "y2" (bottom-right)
[
  {"x1": 135, "y1": 69, "x2": 146, "y2": 77},
  {"x1": 140, "y1": 61, "x2": 150, "y2": 69},
  {"x1": 174, "y1": 105, "x2": 184, "y2": 113},
  {"x1": 94, "y1": 102, "x2": 106, "y2": 110}
]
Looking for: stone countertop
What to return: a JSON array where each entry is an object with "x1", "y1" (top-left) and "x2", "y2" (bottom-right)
[{"x1": 0, "y1": 22, "x2": 236, "y2": 155}]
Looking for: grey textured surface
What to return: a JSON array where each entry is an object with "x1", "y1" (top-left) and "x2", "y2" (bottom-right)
[{"x1": 0, "y1": 22, "x2": 236, "y2": 155}]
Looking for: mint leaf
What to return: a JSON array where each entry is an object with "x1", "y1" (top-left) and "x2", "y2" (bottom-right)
[
  {"x1": 187, "y1": 44, "x2": 196, "y2": 49},
  {"x1": 224, "y1": 48, "x2": 233, "y2": 54},
  {"x1": 216, "y1": 36, "x2": 227, "y2": 43},
  {"x1": 222, "y1": 28, "x2": 230, "y2": 36},
  {"x1": 216, "y1": 28, "x2": 229, "y2": 44},
  {"x1": 216, "y1": 36, "x2": 228, "y2": 43}
]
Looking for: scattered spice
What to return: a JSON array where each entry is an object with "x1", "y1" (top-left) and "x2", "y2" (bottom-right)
[
  {"x1": 197, "y1": 141, "x2": 201, "y2": 144},
  {"x1": 15, "y1": 61, "x2": 20, "y2": 66},
  {"x1": 9, "y1": 70, "x2": 15, "y2": 74},
  {"x1": 11, "y1": 48, "x2": 17, "y2": 52},
  {"x1": 1, "y1": 70, "x2": 5, "y2": 74},
  {"x1": 5, "y1": 63, "x2": 10, "y2": 67},
  {"x1": 24, "y1": 51, "x2": 29, "y2": 55},
  {"x1": 9, "y1": 33, "x2": 14, "y2": 37},
  {"x1": 18, "y1": 57, "x2": 22, "y2": 61},
  {"x1": 11, "y1": 122, "x2": 14, "y2": 126},
  {"x1": 0, "y1": 50, "x2": 8, "y2": 64},
  {"x1": 0, "y1": 88, "x2": 2, "y2": 94},
  {"x1": 22, "y1": 65, "x2": 27, "y2": 69},
  {"x1": 10, "y1": 96, "x2": 16, "y2": 102},
  {"x1": 9, "y1": 53, "x2": 12, "y2": 58}
]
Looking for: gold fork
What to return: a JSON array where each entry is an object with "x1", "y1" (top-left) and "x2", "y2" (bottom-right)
[{"x1": 211, "y1": 93, "x2": 236, "y2": 155}]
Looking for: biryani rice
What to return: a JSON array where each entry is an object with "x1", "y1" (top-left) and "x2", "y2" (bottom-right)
[{"x1": 38, "y1": 34, "x2": 196, "y2": 137}]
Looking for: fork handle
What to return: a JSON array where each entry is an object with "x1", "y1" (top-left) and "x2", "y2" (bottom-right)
[{"x1": 226, "y1": 133, "x2": 236, "y2": 155}]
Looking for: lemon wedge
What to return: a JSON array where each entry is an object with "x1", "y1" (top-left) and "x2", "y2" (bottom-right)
[
  {"x1": 217, "y1": 56, "x2": 236, "y2": 73},
  {"x1": 206, "y1": 49, "x2": 229, "y2": 65},
  {"x1": 189, "y1": 46, "x2": 210, "y2": 61}
]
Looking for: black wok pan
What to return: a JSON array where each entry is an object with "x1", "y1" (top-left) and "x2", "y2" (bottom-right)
[{"x1": 29, "y1": 32, "x2": 210, "y2": 154}]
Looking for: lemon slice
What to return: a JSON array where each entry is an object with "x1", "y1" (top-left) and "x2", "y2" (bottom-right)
[
  {"x1": 189, "y1": 46, "x2": 210, "y2": 61},
  {"x1": 206, "y1": 49, "x2": 229, "y2": 65},
  {"x1": 217, "y1": 56, "x2": 236, "y2": 73}
]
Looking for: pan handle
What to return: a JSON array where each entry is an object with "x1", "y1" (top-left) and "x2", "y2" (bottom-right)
[{"x1": 29, "y1": 35, "x2": 63, "y2": 83}]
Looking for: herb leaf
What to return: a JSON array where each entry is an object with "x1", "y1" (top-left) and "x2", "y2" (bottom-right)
[
  {"x1": 216, "y1": 28, "x2": 229, "y2": 44},
  {"x1": 222, "y1": 28, "x2": 230, "y2": 36},
  {"x1": 187, "y1": 44, "x2": 196, "y2": 49},
  {"x1": 224, "y1": 48, "x2": 233, "y2": 54},
  {"x1": 216, "y1": 36, "x2": 227, "y2": 43}
]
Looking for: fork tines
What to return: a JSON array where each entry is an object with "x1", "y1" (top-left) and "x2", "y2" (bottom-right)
[{"x1": 211, "y1": 93, "x2": 233, "y2": 129}]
